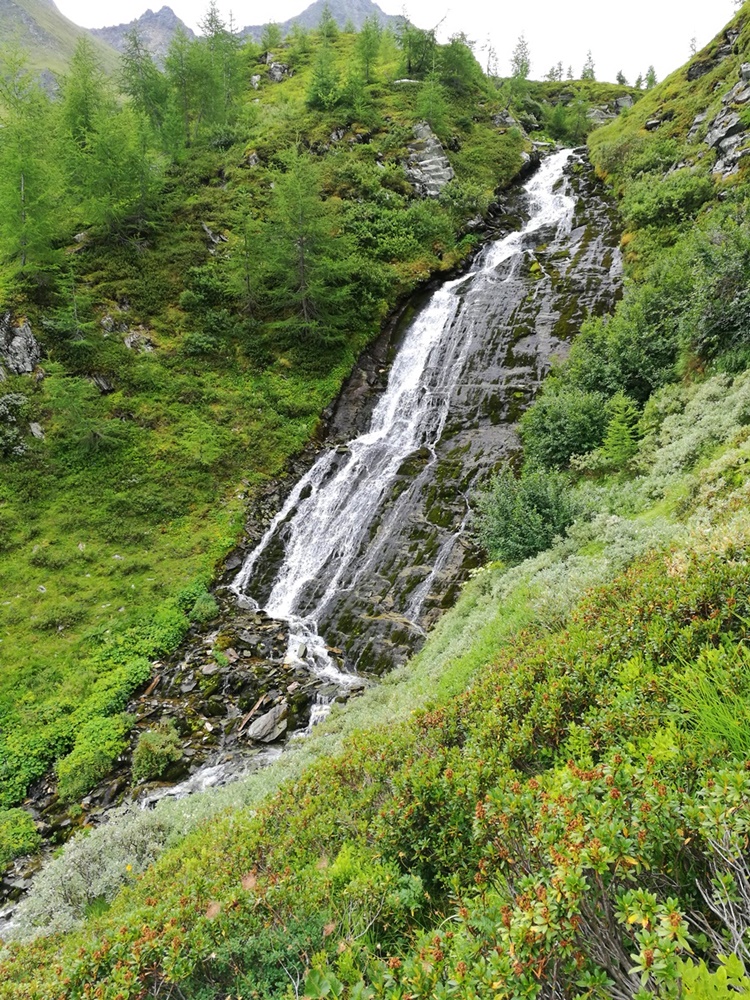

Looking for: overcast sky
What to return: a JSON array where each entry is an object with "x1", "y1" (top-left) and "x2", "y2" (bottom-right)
[{"x1": 55, "y1": 0, "x2": 738, "y2": 85}]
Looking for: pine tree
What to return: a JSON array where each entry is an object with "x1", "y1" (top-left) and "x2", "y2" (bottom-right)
[
  {"x1": 307, "y1": 41, "x2": 340, "y2": 109},
  {"x1": 121, "y1": 28, "x2": 168, "y2": 134},
  {"x1": 645, "y1": 65, "x2": 657, "y2": 89},
  {"x1": 510, "y1": 34, "x2": 530, "y2": 80},
  {"x1": 0, "y1": 44, "x2": 67, "y2": 276},
  {"x1": 616, "y1": 69, "x2": 627, "y2": 86},
  {"x1": 318, "y1": 2, "x2": 339, "y2": 41},
  {"x1": 581, "y1": 50, "x2": 595, "y2": 80},
  {"x1": 601, "y1": 393, "x2": 641, "y2": 468},
  {"x1": 260, "y1": 22, "x2": 282, "y2": 52},
  {"x1": 357, "y1": 14, "x2": 381, "y2": 83}
]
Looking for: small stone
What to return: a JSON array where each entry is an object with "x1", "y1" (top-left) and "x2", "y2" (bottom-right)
[{"x1": 29, "y1": 422, "x2": 44, "y2": 440}]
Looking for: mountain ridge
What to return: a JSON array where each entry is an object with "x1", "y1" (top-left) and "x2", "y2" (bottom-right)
[{"x1": 89, "y1": 5, "x2": 194, "y2": 62}]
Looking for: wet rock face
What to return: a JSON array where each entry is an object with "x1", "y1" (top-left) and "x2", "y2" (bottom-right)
[
  {"x1": 237, "y1": 151, "x2": 622, "y2": 675},
  {"x1": 0, "y1": 314, "x2": 40, "y2": 377},
  {"x1": 404, "y1": 122, "x2": 455, "y2": 198}
]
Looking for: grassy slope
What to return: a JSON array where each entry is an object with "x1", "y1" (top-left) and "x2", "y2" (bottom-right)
[
  {"x1": 3, "y1": 10, "x2": 750, "y2": 1000},
  {"x1": 0, "y1": 33, "x2": 545, "y2": 817},
  {"x1": 0, "y1": 0, "x2": 119, "y2": 75}
]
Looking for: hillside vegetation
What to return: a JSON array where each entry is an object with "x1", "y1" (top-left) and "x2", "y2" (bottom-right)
[
  {"x1": 0, "y1": 8, "x2": 632, "y2": 866},
  {"x1": 6, "y1": 5, "x2": 750, "y2": 999}
]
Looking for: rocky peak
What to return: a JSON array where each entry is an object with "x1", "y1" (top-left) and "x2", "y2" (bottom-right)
[{"x1": 90, "y1": 6, "x2": 194, "y2": 64}]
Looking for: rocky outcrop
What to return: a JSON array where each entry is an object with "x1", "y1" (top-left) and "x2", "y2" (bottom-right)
[
  {"x1": 404, "y1": 122, "x2": 454, "y2": 198},
  {"x1": 687, "y1": 27, "x2": 740, "y2": 81},
  {"x1": 0, "y1": 314, "x2": 41, "y2": 378},
  {"x1": 689, "y1": 63, "x2": 750, "y2": 179}
]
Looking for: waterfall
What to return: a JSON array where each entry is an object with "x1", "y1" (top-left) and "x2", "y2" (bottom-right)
[{"x1": 232, "y1": 149, "x2": 606, "y2": 710}]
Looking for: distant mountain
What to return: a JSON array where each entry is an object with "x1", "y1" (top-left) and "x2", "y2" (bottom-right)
[
  {"x1": 90, "y1": 6, "x2": 194, "y2": 64},
  {"x1": 0, "y1": 0, "x2": 120, "y2": 77},
  {"x1": 241, "y1": 0, "x2": 401, "y2": 42}
]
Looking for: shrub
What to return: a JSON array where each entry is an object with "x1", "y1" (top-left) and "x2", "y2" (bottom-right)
[
  {"x1": 56, "y1": 714, "x2": 133, "y2": 803},
  {"x1": 474, "y1": 464, "x2": 578, "y2": 563},
  {"x1": 520, "y1": 386, "x2": 609, "y2": 468},
  {"x1": 621, "y1": 168, "x2": 713, "y2": 229},
  {"x1": 0, "y1": 808, "x2": 41, "y2": 869},
  {"x1": 190, "y1": 591, "x2": 219, "y2": 624},
  {"x1": 132, "y1": 722, "x2": 183, "y2": 783}
]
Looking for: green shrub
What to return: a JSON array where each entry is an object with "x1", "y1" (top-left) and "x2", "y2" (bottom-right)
[
  {"x1": 621, "y1": 168, "x2": 713, "y2": 229},
  {"x1": 190, "y1": 591, "x2": 219, "y2": 624},
  {"x1": 0, "y1": 809, "x2": 41, "y2": 869},
  {"x1": 132, "y1": 722, "x2": 183, "y2": 783},
  {"x1": 520, "y1": 386, "x2": 609, "y2": 468},
  {"x1": 56, "y1": 714, "x2": 133, "y2": 803},
  {"x1": 474, "y1": 464, "x2": 578, "y2": 563}
]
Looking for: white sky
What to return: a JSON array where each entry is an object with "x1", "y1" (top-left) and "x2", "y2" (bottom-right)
[{"x1": 55, "y1": 0, "x2": 738, "y2": 85}]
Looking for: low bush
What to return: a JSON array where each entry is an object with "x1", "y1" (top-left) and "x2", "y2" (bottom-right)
[
  {"x1": 0, "y1": 809, "x2": 41, "y2": 869},
  {"x1": 474, "y1": 463, "x2": 578, "y2": 563},
  {"x1": 132, "y1": 722, "x2": 183, "y2": 783},
  {"x1": 56, "y1": 714, "x2": 133, "y2": 803}
]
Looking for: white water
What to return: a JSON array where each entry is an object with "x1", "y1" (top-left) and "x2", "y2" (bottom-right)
[{"x1": 232, "y1": 150, "x2": 577, "y2": 710}]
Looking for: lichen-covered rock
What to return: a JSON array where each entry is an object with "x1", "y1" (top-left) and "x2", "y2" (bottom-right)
[
  {"x1": 404, "y1": 122, "x2": 454, "y2": 198},
  {"x1": 268, "y1": 62, "x2": 291, "y2": 83},
  {"x1": 0, "y1": 314, "x2": 41, "y2": 376}
]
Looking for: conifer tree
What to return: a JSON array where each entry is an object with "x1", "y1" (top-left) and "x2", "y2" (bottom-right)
[
  {"x1": 0, "y1": 45, "x2": 66, "y2": 277},
  {"x1": 260, "y1": 22, "x2": 282, "y2": 52},
  {"x1": 581, "y1": 50, "x2": 595, "y2": 80},
  {"x1": 307, "y1": 40, "x2": 340, "y2": 109},
  {"x1": 121, "y1": 28, "x2": 168, "y2": 134},
  {"x1": 510, "y1": 34, "x2": 530, "y2": 80},
  {"x1": 357, "y1": 14, "x2": 381, "y2": 83},
  {"x1": 601, "y1": 392, "x2": 641, "y2": 468},
  {"x1": 645, "y1": 65, "x2": 657, "y2": 89},
  {"x1": 318, "y1": 2, "x2": 339, "y2": 41}
]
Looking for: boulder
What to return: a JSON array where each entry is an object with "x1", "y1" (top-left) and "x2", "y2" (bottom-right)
[
  {"x1": 705, "y1": 109, "x2": 743, "y2": 149},
  {"x1": 268, "y1": 62, "x2": 291, "y2": 83},
  {"x1": 404, "y1": 122, "x2": 454, "y2": 198},
  {"x1": 246, "y1": 701, "x2": 288, "y2": 742},
  {"x1": 742, "y1": 63, "x2": 750, "y2": 83},
  {"x1": 493, "y1": 109, "x2": 518, "y2": 128},
  {"x1": 687, "y1": 60, "x2": 713, "y2": 81},
  {"x1": 587, "y1": 107, "x2": 615, "y2": 126},
  {"x1": 0, "y1": 314, "x2": 41, "y2": 375}
]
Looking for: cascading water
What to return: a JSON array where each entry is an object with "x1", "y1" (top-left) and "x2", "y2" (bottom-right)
[{"x1": 233, "y1": 148, "x2": 622, "y2": 703}]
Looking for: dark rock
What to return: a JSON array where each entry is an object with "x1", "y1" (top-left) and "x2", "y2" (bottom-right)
[
  {"x1": 705, "y1": 109, "x2": 742, "y2": 148},
  {"x1": 90, "y1": 373, "x2": 114, "y2": 394},
  {"x1": 644, "y1": 118, "x2": 661, "y2": 131},
  {"x1": 268, "y1": 62, "x2": 292, "y2": 83},
  {"x1": 688, "y1": 60, "x2": 713, "y2": 81},
  {"x1": 0, "y1": 314, "x2": 41, "y2": 376}
]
